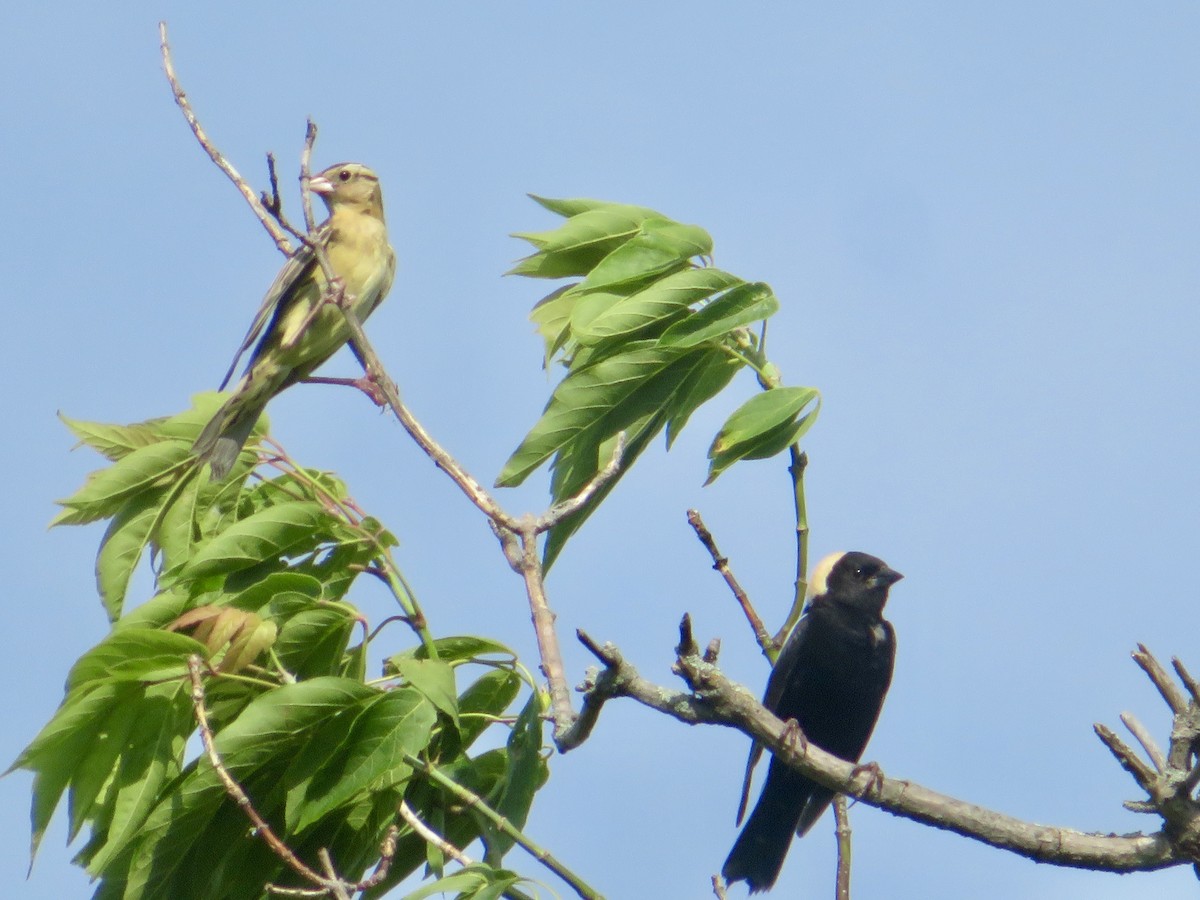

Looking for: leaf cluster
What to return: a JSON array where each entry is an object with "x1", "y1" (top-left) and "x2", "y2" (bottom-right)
[
  {"x1": 499, "y1": 197, "x2": 819, "y2": 566},
  {"x1": 16, "y1": 403, "x2": 543, "y2": 899}
]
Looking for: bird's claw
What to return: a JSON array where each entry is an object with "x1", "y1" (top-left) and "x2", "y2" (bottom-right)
[
  {"x1": 781, "y1": 718, "x2": 809, "y2": 756},
  {"x1": 352, "y1": 374, "x2": 389, "y2": 408},
  {"x1": 847, "y1": 760, "x2": 884, "y2": 800}
]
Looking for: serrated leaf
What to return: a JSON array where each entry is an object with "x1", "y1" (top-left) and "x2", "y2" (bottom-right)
[
  {"x1": 658, "y1": 281, "x2": 779, "y2": 348},
  {"x1": 67, "y1": 693, "x2": 142, "y2": 841},
  {"x1": 578, "y1": 218, "x2": 711, "y2": 294},
  {"x1": 706, "y1": 387, "x2": 821, "y2": 484},
  {"x1": 155, "y1": 471, "x2": 202, "y2": 573},
  {"x1": 179, "y1": 501, "x2": 334, "y2": 579},
  {"x1": 53, "y1": 441, "x2": 193, "y2": 526}
]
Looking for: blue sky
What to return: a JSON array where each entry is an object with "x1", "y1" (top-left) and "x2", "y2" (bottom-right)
[{"x1": 3, "y1": 3, "x2": 1198, "y2": 898}]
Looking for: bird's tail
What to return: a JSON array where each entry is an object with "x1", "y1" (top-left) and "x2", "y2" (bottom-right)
[
  {"x1": 192, "y1": 384, "x2": 270, "y2": 480},
  {"x1": 721, "y1": 765, "x2": 807, "y2": 893}
]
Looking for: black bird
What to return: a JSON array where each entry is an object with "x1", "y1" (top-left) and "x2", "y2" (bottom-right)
[{"x1": 722, "y1": 550, "x2": 903, "y2": 893}]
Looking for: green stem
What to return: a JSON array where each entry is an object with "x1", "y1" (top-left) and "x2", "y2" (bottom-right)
[
  {"x1": 406, "y1": 755, "x2": 605, "y2": 900},
  {"x1": 775, "y1": 444, "x2": 810, "y2": 646}
]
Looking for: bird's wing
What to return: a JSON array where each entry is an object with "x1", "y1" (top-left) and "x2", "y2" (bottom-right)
[
  {"x1": 217, "y1": 231, "x2": 326, "y2": 389},
  {"x1": 762, "y1": 613, "x2": 811, "y2": 713}
]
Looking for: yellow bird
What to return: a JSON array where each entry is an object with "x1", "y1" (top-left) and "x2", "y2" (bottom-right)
[{"x1": 194, "y1": 162, "x2": 396, "y2": 478}]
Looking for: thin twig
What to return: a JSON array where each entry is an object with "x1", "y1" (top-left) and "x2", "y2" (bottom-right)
[
  {"x1": 1134, "y1": 644, "x2": 1188, "y2": 715},
  {"x1": 186, "y1": 656, "x2": 332, "y2": 888},
  {"x1": 834, "y1": 796, "x2": 852, "y2": 900},
  {"x1": 687, "y1": 509, "x2": 773, "y2": 658},
  {"x1": 1173, "y1": 657, "x2": 1200, "y2": 706},
  {"x1": 158, "y1": 23, "x2": 292, "y2": 255},
  {"x1": 537, "y1": 433, "x2": 625, "y2": 530},
  {"x1": 407, "y1": 755, "x2": 603, "y2": 900},
  {"x1": 398, "y1": 800, "x2": 474, "y2": 866},
  {"x1": 1122, "y1": 712, "x2": 1167, "y2": 772},
  {"x1": 300, "y1": 121, "x2": 319, "y2": 235}
]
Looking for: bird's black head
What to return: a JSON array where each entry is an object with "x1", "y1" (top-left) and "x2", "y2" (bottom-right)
[{"x1": 808, "y1": 550, "x2": 903, "y2": 615}]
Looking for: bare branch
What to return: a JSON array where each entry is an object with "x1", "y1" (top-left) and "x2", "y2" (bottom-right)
[
  {"x1": 573, "y1": 637, "x2": 1182, "y2": 872},
  {"x1": 1122, "y1": 712, "x2": 1168, "y2": 773},
  {"x1": 186, "y1": 656, "x2": 335, "y2": 889},
  {"x1": 687, "y1": 509, "x2": 773, "y2": 657},
  {"x1": 158, "y1": 23, "x2": 292, "y2": 255},
  {"x1": 536, "y1": 433, "x2": 625, "y2": 530},
  {"x1": 1134, "y1": 644, "x2": 1188, "y2": 715},
  {"x1": 1173, "y1": 657, "x2": 1200, "y2": 707}
]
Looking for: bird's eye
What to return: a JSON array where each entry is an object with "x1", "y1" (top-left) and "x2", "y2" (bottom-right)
[{"x1": 338, "y1": 169, "x2": 352, "y2": 182}]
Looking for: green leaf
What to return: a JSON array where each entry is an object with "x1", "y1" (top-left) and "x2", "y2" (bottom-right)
[
  {"x1": 179, "y1": 501, "x2": 334, "y2": 579},
  {"x1": 83, "y1": 685, "x2": 192, "y2": 874},
  {"x1": 155, "y1": 472, "x2": 202, "y2": 572},
  {"x1": 95, "y1": 492, "x2": 162, "y2": 621},
  {"x1": 66, "y1": 692, "x2": 143, "y2": 841},
  {"x1": 706, "y1": 387, "x2": 821, "y2": 484},
  {"x1": 53, "y1": 441, "x2": 193, "y2": 526},
  {"x1": 273, "y1": 604, "x2": 355, "y2": 680},
  {"x1": 285, "y1": 688, "x2": 436, "y2": 832},
  {"x1": 12, "y1": 683, "x2": 139, "y2": 863},
  {"x1": 664, "y1": 347, "x2": 744, "y2": 448},
  {"x1": 407, "y1": 635, "x2": 518, "y2": 664},
  {"x1": 511, "y1": 206, "x2": 659, "y2": 278},
  {"x1": 574, "y1": 267, "x2": 743, "y2": 347},
  {"x1": 457, "y1": 670, "x2": 522, "y2": 751},
  {"x1": 393, "y1": 658, "x2": 459, "y2": 726},
  {"x1": 658, "y1": 281, "x2": 779, "y2": 348},
  {"x1": 529, "y1": 284, "x2": 580, "y2": 364},
  {"x1": 66, "y1": 630, "x2": 207, "y2": 692},
  {"x1": 119, "y1": 678, "x2": 377, "y2": 897},
  {"x1": 578, "y1": 218, "x2": 712, "y2": 294},
  {"x1": 497, "y1": 343, "x2": 688, "y2": 488},
  {"x1": 481, "y1": 693, "x2": 547, "y2": 862},
  {"x1": 59, "y1": 413, "x2": 165, "y2": 461},
  {"x1": 526, "y1": 195, "x2": 658, "y2": 219},
  {"x1": 535, "y1": 347, "x2": 746, "y2": 567}
]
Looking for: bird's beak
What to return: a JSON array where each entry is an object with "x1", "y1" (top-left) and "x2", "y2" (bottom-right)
[
  {"x1": 872, "y1": 566, "x2": 904, "y2": 588},
  {"x1": 307, "y1": 174, "x2": 334, "y2": 196}
]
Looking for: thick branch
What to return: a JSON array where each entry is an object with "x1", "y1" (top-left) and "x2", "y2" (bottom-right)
[{"x1": 575, "y1": 625, "x2": 1183, "y2": 873}]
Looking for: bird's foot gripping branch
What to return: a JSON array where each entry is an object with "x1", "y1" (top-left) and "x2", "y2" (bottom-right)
[{"x1": 576, "y1": 616, "x2": 1200, "y2": 889}]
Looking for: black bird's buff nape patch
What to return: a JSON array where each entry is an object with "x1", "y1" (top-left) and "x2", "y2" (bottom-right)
[{"x1": 721, "y1": 551, "x2": 903, "y2": 893}]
